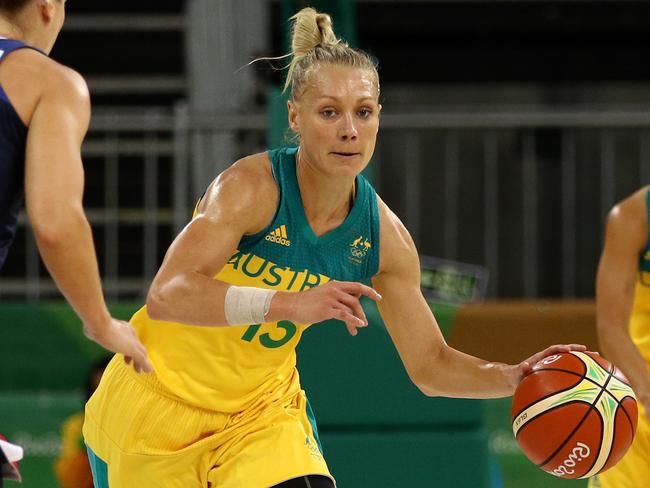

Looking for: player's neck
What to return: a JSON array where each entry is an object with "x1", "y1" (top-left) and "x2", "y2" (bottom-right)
[
  {"x1": 0, "y1": 19, "x2": 23, "y2": 41},
  {"x1": 295, "y1": 152, "x2": 356, "y2": 235}
]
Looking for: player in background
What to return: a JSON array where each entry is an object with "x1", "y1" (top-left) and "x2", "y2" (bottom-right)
[
  {"x1": 84, "y1": 7, "x2": 585, "y2": 487},
  {"x1": 591, "y1": 187, "x2": 650, "y2": 487},
  {"x1": 0, "y1": 0, "x2": 151, "y2": 373}
]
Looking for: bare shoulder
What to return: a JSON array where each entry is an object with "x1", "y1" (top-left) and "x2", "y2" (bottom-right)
[
  {"x1": 608, "y1": 186, "x2": 650, "y2": 227},
  {"x1": 612, "y1": 186, "x2": 649, "y2": 222},
  {"x1": 198, "y1": 152, "x2": 278, "y2": 235},
  {"x1": 0, "y1": 50, "x2": 88, "y2": 124},
  {"x1": 606, "y1": 186, "x2": 649, "y2": 249},
  {"x1": 376, "y1": 195, "x2": 419, "y2": 276},
  {"x1": 42, "y1": 60, "x2": 89, "y2": 105},
  {"x1": 6, "y1": 50, "x2": 88, "y2": 99}
]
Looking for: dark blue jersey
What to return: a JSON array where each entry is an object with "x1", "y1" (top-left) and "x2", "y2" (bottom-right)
[{"x1": 0, "y1": 39, "x2": 40, "y2": 270}]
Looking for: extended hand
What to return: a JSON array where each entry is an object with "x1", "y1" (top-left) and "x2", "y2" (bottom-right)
[
  {"x1": 85, "y1": 318, "x2": 154, "y2": 373},
  {"x1": 516, "y1": 343, "x2": 588, "y2": 383},
  {"x1": 285, "y1": 280, "x2": 382, "y2": 336}
]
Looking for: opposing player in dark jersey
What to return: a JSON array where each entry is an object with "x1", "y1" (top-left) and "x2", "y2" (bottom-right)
[
  {"x1": 0, "y1": 0, "x2": 151, "y2": 373},
  {"x1": 85, "y1": 7, "x2": 585, "y2": 488}
]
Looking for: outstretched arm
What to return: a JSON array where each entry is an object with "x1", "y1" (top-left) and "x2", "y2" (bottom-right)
[
  {"x1": 372, "y1": 201, "x2": 584, "y2": 398},
  {"x1": 596, "y1": 189, "x2": 650, "y2": 413},
  {"x1": 25, "y1": 65, "x2": 151, "y2": 373}
]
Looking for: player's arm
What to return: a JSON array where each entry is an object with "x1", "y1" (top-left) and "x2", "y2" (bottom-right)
[
  {"x1": 372, "y1": 201, "x2": 584, "y2": 398},
  {"x1": 24, "y1": 64, "x2": 151, "y2": 373},
  {"x1": 146, "y1": 159, "x2": 380, "y2": 330},
  {"x1": 145, "y1": 158, "x2": 274, "y2": 325},
  {"x1": 596, "y1": 190, "x2": 650, "y2": 413}
]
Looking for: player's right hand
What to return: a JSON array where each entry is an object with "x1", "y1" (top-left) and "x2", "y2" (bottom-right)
[
  {"x1": 516, "y1": 344, "x2": 588, "y2": 379},
  {"x1": 281, "y1": 280, "x2": 382, "y2": 336},
  {"x1": 84, "y1": 318, "x2": 154, "y2": 373}
]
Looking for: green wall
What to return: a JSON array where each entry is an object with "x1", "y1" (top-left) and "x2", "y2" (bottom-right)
[
  {"x1": 297, "y1": 301, "x2": 488, "y2": 487},
  {"x1": 0, "y1": 392, "x2": 83, "y2": 488},
  {"x1": 0, "y1": 303, "x2": 138, "y2": 391},
  {"x1": 0, "y1": 302, "x2": 587, "y2": 487}
]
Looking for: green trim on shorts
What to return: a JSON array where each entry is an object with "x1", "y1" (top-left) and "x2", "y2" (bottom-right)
[
  {"x1": 306, "y1": 398, "x2": 324, "y2": 454},
  {"x1": 86, "y1": 446, "x2": 109, "y2": 488}
]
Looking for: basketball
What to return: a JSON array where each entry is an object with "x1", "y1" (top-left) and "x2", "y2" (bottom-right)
[{"x1": 511, "y1": 351, "x2": 638, "y2": 479}]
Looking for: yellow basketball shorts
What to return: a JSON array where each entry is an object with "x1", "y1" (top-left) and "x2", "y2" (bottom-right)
[
  {"x1": 83, "y1": 358, "x2": 333, "y2": 488},
  {"x1": 588, "y1": 404, "x2": 650, "y2": 488}
]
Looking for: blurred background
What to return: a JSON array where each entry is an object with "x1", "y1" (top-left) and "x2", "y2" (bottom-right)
[{"x1": 2, "y1": 0, "x2": 650, "y2": 486}]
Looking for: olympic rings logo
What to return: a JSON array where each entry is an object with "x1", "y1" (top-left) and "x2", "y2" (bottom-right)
[{"x1": 351, "y1": 248, "x2": 366, "y2": 258}]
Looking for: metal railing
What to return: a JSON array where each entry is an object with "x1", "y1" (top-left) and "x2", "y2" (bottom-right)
[
  {"x1": 374, "y1": 107, "x2": 650, "y2": 298},
  {"x1": 0, "y1": 106, "x2": 267, "y2": 301},
  {"x1": 3, "y1": 106, "x2": 650, "y2": 301},
  {"x1": 0, "y1": 109, "x2": 177, "y2": 301},
  {"x1": 1, "y1": 6, "x2": 187, "y2": 300}
]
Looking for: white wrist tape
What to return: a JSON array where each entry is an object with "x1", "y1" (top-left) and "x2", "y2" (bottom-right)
[{"x1": 224, "y1": 285, "x2": 276, "y2": 325}]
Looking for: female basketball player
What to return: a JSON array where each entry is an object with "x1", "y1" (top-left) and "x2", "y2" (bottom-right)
[
  {"x1": 0, "y1": 0, "x2": 151, "y2": 373},
  {"x1": 590, "y1": 187, "x2": 650, "y2": 488},
  {"x1": 84, "y1": 8, "x2": 585, "y2": 488}
]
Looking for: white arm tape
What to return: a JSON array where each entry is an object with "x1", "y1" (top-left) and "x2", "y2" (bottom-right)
[{"x1": 224, "y1": 285, "x2": 277, "y2": 325}]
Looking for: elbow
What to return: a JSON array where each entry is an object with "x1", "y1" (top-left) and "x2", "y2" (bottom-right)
[
  {"x1": 407, "y1": 363, "x2": 441, "y2": 398},
  {"x1": 31, "y1": 219, "x2": 75, "y2": 250},
  {"x1": 147, "y1": 273, "x2": 200, "y2": 323},
  {"x1": 30, "y1": 206, "x2": 85, "y2": 249},
  {"x1": 405, "y1": 343, "x2": 448, "y2": 398},
  {"x1": 146, "y1": 284, "x2": 170, "y2": 321},
  {"x1": 415, "y1": 382, "x2": 439, "y2": 398}
]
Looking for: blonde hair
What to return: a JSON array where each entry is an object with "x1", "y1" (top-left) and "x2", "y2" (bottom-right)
[{"x1": 284, "y1": 7, "x2": 379, "y2": 100}]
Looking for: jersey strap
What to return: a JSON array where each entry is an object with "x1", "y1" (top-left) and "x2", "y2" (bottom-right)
[{"x1": 0, "y1": 38, "x2": 44, "y2": 63}]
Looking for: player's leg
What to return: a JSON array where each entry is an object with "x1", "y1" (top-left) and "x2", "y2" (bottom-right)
[
  {"x1": 84, "y1": 358, "x2": 229, "y2": 487},
  {"x1": 272, "y1": 475, "x2": 335, "y2": 487},
  {"x1": 207, "y1": 390, "x2": 333, "y2": 488},
  {"x1": 86, "y1": 447, "x2": 108, "y2": 488}
]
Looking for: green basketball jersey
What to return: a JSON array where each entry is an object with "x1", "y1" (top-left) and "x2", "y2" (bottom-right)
[
  {"x1": 235, "y1": 146, "x2": 380, "y2": 284},
  {"x1": 128, "y1": 146, "x2": 380, "y2": 412}
]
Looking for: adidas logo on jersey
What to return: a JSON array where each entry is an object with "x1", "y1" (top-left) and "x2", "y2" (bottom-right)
[{"x1": 265, "y1": 225, "x2": 291, "y2": 247}]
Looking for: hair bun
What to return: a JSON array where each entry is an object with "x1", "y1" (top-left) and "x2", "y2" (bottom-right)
[
  {"x1": 315, "y1": 13, "x2": 338, "y2": 46},
  {"x1": 291, "y1": 7, "x2": 338, "y2": 57},
  {"x1": 282, "y1": 7, "x2": 379, "y2": 101}
]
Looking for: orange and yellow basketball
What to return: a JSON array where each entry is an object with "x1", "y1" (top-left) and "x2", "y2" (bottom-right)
[{"x1": 512, "y1": 351, "x2": 637, "y2": 479}]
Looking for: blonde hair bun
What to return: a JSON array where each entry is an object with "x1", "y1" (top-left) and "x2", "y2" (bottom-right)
[
  {"x1": 283, "y1": 7, "x2": 379, "y2": 100},
  {"x1": 290, "y1": 7, "x2": 339, "y2": 57}
]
